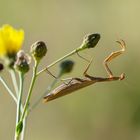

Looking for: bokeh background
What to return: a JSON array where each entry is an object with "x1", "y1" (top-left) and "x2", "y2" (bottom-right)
[{"x1": 0, "y1": 0, "x2": 140, "y2": 140}]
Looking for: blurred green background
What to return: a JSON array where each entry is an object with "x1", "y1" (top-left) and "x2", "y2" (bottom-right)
[{"x1": 0, "y1": 0, "x2": 140, "y2": 140}]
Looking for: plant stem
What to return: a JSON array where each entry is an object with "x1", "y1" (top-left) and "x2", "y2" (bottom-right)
[
  {"x1": 16, "y1": 72, "x2": 24, "y2": 124},
  {"x1": 20, "y1": 117, "x2": 27, "y2": 140},
  {"x1": 10, "y1": 70, "x2": 19, "y2": 97},
  {"x1": 10, "y1": 70, "x2": 26, "y2": 140},
  {"x1": 0, "y1": 76, "x2": 17, "y2": 103},
  {"x1": 15, "y1": 72, "x2": 24, "y2": 140},
  {"x1": 16, "y1": 135, "x2": 20, "y2": 140},
  {"x1": 29, "y1": 75, "x2": 59, "y2": 112},
  {"x1": 36, "y1": 49, "x2": 77, "y2": 76},
  {"x1": 21, "y1": 61, "x2": 39, "y2": 122}
]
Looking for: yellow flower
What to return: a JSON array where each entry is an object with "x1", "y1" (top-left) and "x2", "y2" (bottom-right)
[{"x1": 0, "y1": 24, "x2": 24, "y2": 58}]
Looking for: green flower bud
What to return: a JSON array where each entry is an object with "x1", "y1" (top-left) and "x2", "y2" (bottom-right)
[
  {"x1": 14, "y1": 50, "x2": 31, "y2": 74},
  {"x1": 30, "y1": 41, "x2": 47, "y2": 61},
  {"x1": 59, "y1": 60, "x2": 74, "y2": 76},
  {"x1": 16, "y1": 121, "x2": 23, "y2": 137},
  {"x1": 0, "y1": 63, "x2": 4, "y2": 71},
  {"x1": 78, "y1": 33, "x2": 100, "y2": 51}
]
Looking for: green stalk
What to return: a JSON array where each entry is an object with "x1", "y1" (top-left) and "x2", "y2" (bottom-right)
[
  {"x1": 15, "y1": 72, "x2": 24, "y2": 140},
  {"x1": 37, "y1": 33, "x2": 101, "y2": 76},
  {"x1": 9, "y1": 70, "x2": 26, "y2": 140},
  {"x1": 16, "y1": 72, "x2": 24, "y2": 124},
  {"x1": 29, "y1": 75, "x2": 59, "y2": 112},
  {"x1": 10, "y1": 70, "x2": 19, "y2": 97},
  {"x1": 36, "y1": 49, "x2": 77, "y2": 76},
  {"x1": 20, "y1": 117, "x2": 27, "y2": 140},
  {"x1": 0, "y1": 76, "x2": 17, "y2": 103},
  {"x1": 21, "y1": 61, "x2": 39, "y2": 122}
]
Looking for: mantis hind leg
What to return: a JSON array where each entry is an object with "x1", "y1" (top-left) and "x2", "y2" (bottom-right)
[{"x1": 103, "y1": 40, "x2": 126, "y2": 79}]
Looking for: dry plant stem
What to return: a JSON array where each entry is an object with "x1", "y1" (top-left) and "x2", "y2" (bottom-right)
[
  {"x1": 21, "y1": 61, "x2": 39, "y2": 122},
  {"x1": 0, "y1": 76, "x2": 17, "y2": 103}
]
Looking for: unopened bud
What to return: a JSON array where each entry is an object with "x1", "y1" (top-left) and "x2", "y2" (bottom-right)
[
  {"x1": 14, "y1": 50, "x2": 31, "y2": 74},
  {"x1": 30, "y1": 41, "x2": 47, "y2": 61},
  {"x1": 59, "y1": 60, "x2": 74, "y2": 76},
  {"x1": 78, "y1": 33, "x2": 100, "y2": 51}
]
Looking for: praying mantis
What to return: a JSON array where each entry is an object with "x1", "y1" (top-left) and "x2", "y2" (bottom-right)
[{"x1": 44, "y1": 39, "x2": 126, "y2": 102}]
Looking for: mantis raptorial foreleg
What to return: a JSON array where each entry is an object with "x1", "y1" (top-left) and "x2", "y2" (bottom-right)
[
  {"x1": 103, "y1": 40, "x2": 126, "y2": 78},
  {"x1": 78, "y1": 40, "x2": 126, "y2": 79}
]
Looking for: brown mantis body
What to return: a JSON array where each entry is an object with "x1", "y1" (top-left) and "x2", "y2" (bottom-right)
[{"x1": 44, "y1": 40, "x2": 126, "y2": 102}]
